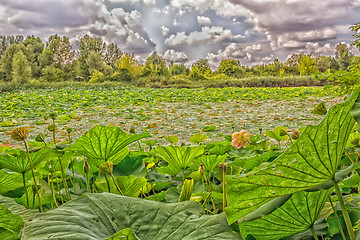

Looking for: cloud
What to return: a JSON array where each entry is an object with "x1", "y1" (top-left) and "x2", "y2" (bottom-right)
[
  {"x1": 163, "y1": 49, "x2": 189, "y2": 63},
  {"x1": 165, "y1": 26, "x2": 234, "y2": 46},
  {"x1": 197, "y1": 16, "x2": 212, "y2": 27},
  {"x1": 0, "y1": 0, "x2": 156, "y2": 55},
  {"x1": 161, "y1": 26, "x2": 170, "y2": 36},
  {"x1": 206, "y1": 43, "x2": 253, "y2": 68}
]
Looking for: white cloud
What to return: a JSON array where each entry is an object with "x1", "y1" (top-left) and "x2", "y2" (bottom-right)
[
  {"x1": 197, "y1": 16, "x2": 212, "y2": 27},
  {"x1": 163, "y1": 49, "x2": 188, "y2": 63},
  {"x1": 165, "y1": 26, "x2": 233, "y2": 46},
  {"x1": 161, "y1": 26, "x2": 170, "y2": 36}
]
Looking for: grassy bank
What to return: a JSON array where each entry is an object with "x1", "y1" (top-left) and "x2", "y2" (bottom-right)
[{"x1": 0, "y1": 75, "x2": 326, "y2": 91}]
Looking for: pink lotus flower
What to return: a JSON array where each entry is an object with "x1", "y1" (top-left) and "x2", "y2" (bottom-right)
[{"x1": 232, "y1": 130, "x2": 252, "y2": 149}]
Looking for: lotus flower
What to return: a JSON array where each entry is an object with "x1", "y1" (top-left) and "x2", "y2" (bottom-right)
[{"x1": 231, "y1": 130, "x2": 251, "y2": 149}]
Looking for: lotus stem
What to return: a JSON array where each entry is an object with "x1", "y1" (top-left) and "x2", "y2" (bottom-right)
[
  {"x1": 57, "y1": 156, "x2": 71, "y2": 200},
  {"x1": 329, "y1": 196, "x2": 346, "y2": 240},
  {"x1": 22, "y1": 172, "x2": 30, "y2": 209},
  {"x1": 50, "y1": 160, "x2": 64, "y2": 204},
  {"x1": 85, "y1": 171, "x2": 91, "y2": 193},
  {"x1": 332, "y1": 179, "x2": 356, "y2": 240},
  {"x1": 71, "y1": 164, "x2": 76, "y2": 194},
  {"x1": 146, "y1": 167, "x2": 157, "y2": 201},
  {"x1": 23, "y1": 140, "x2": 43, "y2": 212},
  {"x1": 310, "y1": 226, "x2": 319, "y2": 240},
  {"x1": 104, "y1": 174, "x2": 111, "y2": 193},
  {"x1": 110, "y1": 173, "x2": 124, "y2": 195},
  {"x1": 222, "y1": 163, "x2": 227, "y2": 211},
  {"x1": 49, "y1": 173, "x2": 59, "y2": 208},
  {"x1": 203, "y1": 175, "x2": 216, "y2": 214}
]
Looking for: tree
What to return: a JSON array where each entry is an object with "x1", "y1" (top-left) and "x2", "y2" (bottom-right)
[
  {"x1": 298, "y1": 54, "x2": 318, "y2": 76},
  {"x1": 86, "y1": 51, "x2": 113, "y2": 76},
  {"x1": 144, "y1": 52, "x2": 169, "y2": 76},
  {"x1": 104, "y1": 43, "x2": 122, "y2": 70},
  {"x1": 11, "y1": 51, "x2": 32, "y2": 84},
  {"x1": 335, "y1": 43, "x2": 353, "y2": 70},
  {"x1": 217, "y1": 59, "x2": 245, "y2": 77},
  {"x1": 77, "y1": 35, "x2": 107, "y2": 79},
  {"x1": 115, "y1": 53, "x2": 142, "y2": 80},
  {"x1": 350, "y1": 22, "x2": 360, "y2": 48},
  {"x1": 169, "y1": 63, "x2": 189, "y2": 76}
]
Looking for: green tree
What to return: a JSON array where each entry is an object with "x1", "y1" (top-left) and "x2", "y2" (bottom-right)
[
  {"x1": 298, "y1": 54, "x2": 318, "y2": 76},
  {"x1": 39, "y1": 66, "x2": 65, "y2": 82},
  {"x1": 169, "y1": 63, "x2": 189, "y2": 76},
  {"x1": 104, "y1": 43, "x2": 122, "y2": 70},
  {"x1": 143, "y1": 52, "x2": 169, "y2": 76},
  {"x1": 350, "y1": 22, "x2": 360, "y2": 48},
  {"x1": 217, "y1": 59, "x2": 245, "y2": 77},
  {"x1": 335, "y1": 43, "x2": 353, "y2": 70},
  {"x1": 114, "y1": 53, "x2": 143, "y2": 81},
  {"x1": 11, "y1": 51, "x2": 32, "y2": 84}
]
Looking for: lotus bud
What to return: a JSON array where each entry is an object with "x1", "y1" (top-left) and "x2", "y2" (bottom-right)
[
  {"x1": 99, "y1": 161, "x2": 113, "y2": 175},
  {"x1": 10, "y1": 127, "x2": 29, "y2": 141},
  {"x1": 47, "y1": 124, "x2": 57, "y2": 132},
  {"x1": 66, "y1": 127, "x2": 73, "y2": 134},
  {"x1": 291, "y1": 130, "x2": 300, "y2": 140},
  {"x1": 219, "y1": 163, "x2": 227, "y2": 172},
  {"x1": 49, "y1": 112, "x2": 57, "y2": 120},
  {"x1": 144, "y1": 162, "x2": 149, "y2": 168},
  {"x1": 35, "y1": 133, "x2": 46, "y2": 143},
  {"x1": 83, "y1": 160, "x2": 90, "y2": 174},
  {"x1": 199, "y1": 163, "x2": 205, "y2": 176},
  {"x1": 129, "y1": 127, "x2": 136, "y2": 134},
  {"x1": 279, "y1": 129, "x2": 287, "y2": 136}
]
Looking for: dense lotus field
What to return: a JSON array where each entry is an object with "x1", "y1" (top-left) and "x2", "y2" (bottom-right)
[
  {"x1": 0, "y1": 86, "x2": 359, "y2": 240},
  {"x1": 0, "y1": 86, "x2": 342, "y2": 147}
]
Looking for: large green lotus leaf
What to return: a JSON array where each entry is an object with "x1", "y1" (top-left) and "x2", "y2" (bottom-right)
[
  {"x1": 66, "y1": 125, "x2": 151, "y2": 166},
  {"x1": 103, "y1": 228, "x2": 140, "y2": 240},
  {"x1": 226, "y1": 90, "x2": 360, "y2": 224},
  {"x1": 0, "y1": 147, "x2": 56, "y2": 174},
  {"x1": 0, "y1": 170, "x2": 23, "y2": 194},
  {"x1": 96, "y1": 175, "x2": 147, "y2": 198},
  {"x1": 154, "y1": 145, "x2": 204, "y2": 170},
  {"x1": 0, "y1": 195, "x2": 38, "y2": 221},
  {"x1": 240, "y1": 189, "x2": 331, "y2": 240},
  {"x1": 22, "y1": 193, "x2": 241, "y2": 240},
  {"x1": 0, "y1": 203, "x2": 23, "y2": 240},
  {"x1": 113, "y1": 152, "x2": 147, "y2": 176}
]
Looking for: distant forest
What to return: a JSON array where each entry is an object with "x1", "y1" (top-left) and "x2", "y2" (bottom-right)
[{"x1": 0, "y1": 34, "x2": 356, "y2": 85}]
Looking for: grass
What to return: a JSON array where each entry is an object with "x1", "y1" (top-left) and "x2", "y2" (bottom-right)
[{"x1": 0, "y1": 75, "x2": 326, "y2": 91}]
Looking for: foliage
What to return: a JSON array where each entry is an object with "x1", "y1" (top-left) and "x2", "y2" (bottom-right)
[{"x1": 22, "y1": 193, "x2": 240, "y2": 240}]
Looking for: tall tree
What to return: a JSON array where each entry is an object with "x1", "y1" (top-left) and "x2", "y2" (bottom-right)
[
  {"x1": 144, "y1": 52, "x2": 169, "y2": 76},
  {"x1": 335, "y1": 43, "x2": 353, "y2": 70},
  {"x1": 104, "y1": 43, "x2": 122, "y2": 70},
  {"x1": 12, "y1": 51, "x2": 32, "y2": 84}
]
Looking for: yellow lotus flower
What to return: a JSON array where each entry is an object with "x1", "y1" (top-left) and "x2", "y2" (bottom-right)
[{"x1": 231, "y1": 130, "x2": 251, "y2": 149}]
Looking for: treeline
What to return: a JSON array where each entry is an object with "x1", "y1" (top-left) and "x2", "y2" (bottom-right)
[{"x1": 0, "y1": 34, "x2": 355, "y2": 85}]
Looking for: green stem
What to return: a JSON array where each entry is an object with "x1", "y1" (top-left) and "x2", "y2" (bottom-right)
[
  {"x1": 71, "y1": 165, "x2": 76, "y2": 194},
  {"x1": 50, "y1": 173, "x2": 59, "y2": 208},
  {"x1": 332, "y1": 179, "x2": 356, "y2": 240},
  {"x1": 85, "y1": 172, "x2": 91, "y2": 193},
  {"x1": 23, "y1": 140, "x2": 43, "y2": 212},
  {"x1": 146, "y1": 168, "x2": 157, "y2": 201},
  {"x1": 104, "y1": 174, "x2": 111, "y2": 193},
  {"x1": 310, "y1": 226, "x2": 319, "y2": 240},
  {"x1": 50, "y1": 160, "x2": 64, "y2": 204},
  {"x1": 110, "y1": 173, "x2": 124, "y2": 195},
  {"x1": 204, "y1": 175, "x2": 216, "y2": 214},
  {"x1": 329, "y1": 196, "x2": 346, "y2": 240},
  {"x1": 181, "y1": 169, "x2": 186, "y2": 182},
  {"x1": 57, "y1": 157, "x2": 71, "y2": 200},
  {"x1": 22, "y1": 172, "x2": 29, "y2": 209},
  {"x1": 222, "y1": 165, "x2": 227, "y2": 212}
]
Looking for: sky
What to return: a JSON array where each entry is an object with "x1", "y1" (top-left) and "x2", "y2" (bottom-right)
[{"x1": 0, "y1": 0, "x2": 360, "y2": 68}]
